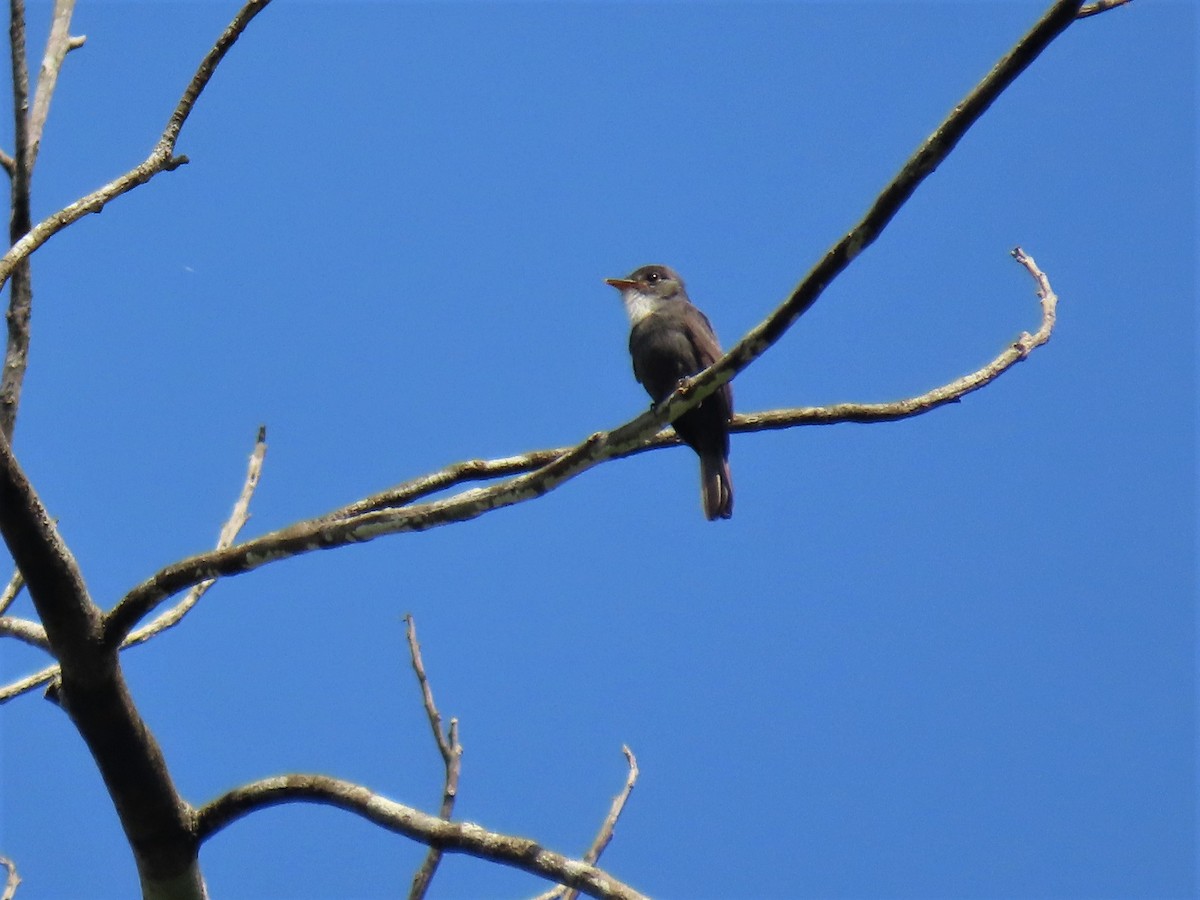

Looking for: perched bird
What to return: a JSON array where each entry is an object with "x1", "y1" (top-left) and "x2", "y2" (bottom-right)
[{"x1": 605, "y1": 264, "x2": 733, "y2": 520}]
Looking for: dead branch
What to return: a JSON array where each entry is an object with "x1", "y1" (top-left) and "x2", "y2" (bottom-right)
[
  {"x1": 0, "y1": 3, "x2": 276, "y2": 897},
  {"x1": 0, "y1": 855, "x2": 19, "y2": 900},
  {"x1": 123, "y1": 426, "x2": 267, "y2": 648},
  {"x1": 104, "y1": 236, "x2": 1064, "y2": 649},
  {"x1": 1077, "y1": 0, "x2": 1133, "y2": 18},
  {"x1": 3, "y1": 245, "x2": 1060, "y2": 706},
  {"x1": 195, "y1": 774, "x2": 646, "y2": 900},
  {"x1": 532, "y1": 747, "x2": 640, "y2": 900},
  {"x1": 0, "y1": 613, "x2": 46, "y2": 650},
  {"x1": 0, "y1": 0, "x2": 273, "y2": 297},
  {"x1": 404, "y1": 614, "x2": 464, "y2": 900},
  {"x1": 0, "y1": 427, "x2": 266, "y2": 699},
  {"x1": 2, "y1": 0, "x2": 83, "y2": 440},
  {"x1": 0, "y1": 568, "x2": 22, "y2": 614}
]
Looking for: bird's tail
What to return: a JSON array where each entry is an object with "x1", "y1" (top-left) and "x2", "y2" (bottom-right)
[{"x1": 700, "y1": 453, "x2": 733, "y2": 521}]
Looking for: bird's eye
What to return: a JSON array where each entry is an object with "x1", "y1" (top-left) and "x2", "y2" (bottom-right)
[{"x1": 646, "y1": 271, "x2": 659, "y2": 283}]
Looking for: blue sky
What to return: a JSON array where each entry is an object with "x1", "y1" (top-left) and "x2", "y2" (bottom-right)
[{"x1": 0, "y1": 1, "x2": 1195, "y2": 898}]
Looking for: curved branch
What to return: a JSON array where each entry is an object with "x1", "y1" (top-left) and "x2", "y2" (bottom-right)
[
  {"x1": 196, "y1": 774, "x2": 646, "y2": 900},
  {"x1": 100, "y1": 1, "x2": 1084, "y2": 643},
  {"x1": 103, "y1": 244, "x2": 1061, "y2": 648},
  {"x1": 657, "y1": 0, "x2": 1082, "y2": 437},
  {"x1": 0, "y1": 247, "x2": 1059, "y2": 705},
  {"x1": 0, "y1": 855, "x2": 19, "y2": 900},
  {"x1": 0, "y1": 613, "x2": 48, "y2": 650}
]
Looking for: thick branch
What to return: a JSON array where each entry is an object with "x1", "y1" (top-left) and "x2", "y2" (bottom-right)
[
  {"x1": 0, "y1": 427, "x2": 266, "y2": 701},
  {"x1": 0, "y1": 430, "x2": 201, "y2": 892},
  {"x1": 0, "y1": 430, "x2": 99, "y2": 664},
  {"x1": 2, "y1": 0, "x2": 33, "y2": 442},
  {"x1": 2, "y1": 0, "x2": 79, "y2": 440},
  {"x1": 196, "y1": 775, "x2": 645, "y2": 900},
  {"x1": 0, "y1": 4, "x2": 275, "y2": 896}
]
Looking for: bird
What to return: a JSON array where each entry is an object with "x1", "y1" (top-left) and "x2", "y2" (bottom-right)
[{"x1": 605, "y1": 264, "x2": 733, "y2": 520}]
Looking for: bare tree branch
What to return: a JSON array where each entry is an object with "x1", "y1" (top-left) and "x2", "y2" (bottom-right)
[
  {"x1": 532, "y1": 747, "x2": 640, "y2": 900},
  {"x1": 0, "y1": 855, "x2": 19, "y2": 900},
  {"x1": 0, "y1": 613, "x2": 46, "y2": 650},
  {"x1": 1077, "y1": 0, "x2": 1133, "y2": 18},
  {"x1": 2, "y1": 0, "x2": 34, "y2": 442},
  {"x1": 0, "y1": 4, "x2": 276, "y2": 896},
  {"x1": 0, "y1": 428, "x2": 204, "y2": 896},
  {"x1": 404, "y1": 614, "x2": 463, "y2": 900},
  {"x1": 0, "y1": 567, "x2": 22, "y2": 614},
  {"x1": 105, "y1": 235, "x2": 1063, "y2": 648},
  {"x1": 0, "y1": 247, "x2": 1060, "y2": 706},
  {"x1": 0, "y1": 0, "x2": 273, "y2": 296},
  {"x1": 2, "y1": 0, "x2": 81, "y2": 439},
  {"x1": 0, "y1": 657, "x2": 54, "y2": 701},
  {"x1": 0, "y1": 431, "x2": 98, "y2": 662},
  {"x1": 195, "y1": 774, "x2": 646, "y2": 900},
  {"x1": 123, "y1": 425, "x2": 266, "y2": 649},
  {"x1": 0, "y1": 427, "x2": 266, "y2": 700},
  {"x1": 27, "y1": 0, "x2": 82, "y2": 167}
]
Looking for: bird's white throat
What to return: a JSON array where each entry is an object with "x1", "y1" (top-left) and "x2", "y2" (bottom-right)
[{"x1": 622, "y1": 289, "x2": 666, "y2": 326}]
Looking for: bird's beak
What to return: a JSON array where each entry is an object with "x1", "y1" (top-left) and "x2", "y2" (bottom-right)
[{"x1": 604, "y1": 277, "x2": 638, "y2": 290}]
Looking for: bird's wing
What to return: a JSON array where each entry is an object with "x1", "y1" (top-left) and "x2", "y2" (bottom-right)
[{"x1": 681, "y1": 307, "x2": 734, "y2": 413}]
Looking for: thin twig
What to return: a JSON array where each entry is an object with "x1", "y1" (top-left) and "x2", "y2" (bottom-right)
[
  {"x1": 532, "y1": 747, "x2": 640, "y2": 900},
  {"x1": 1077, "y1": 0, "x2": 1133, "y2": 18},
  {"x1": 0, "y1": 148, "x2": 13, "y2": 177},
  {"x1": 196, "y1": 774, "x2": 645, "y2": 900},
  {"x1": 0, "y1": 568, "x2": 22, "y2": 615},
  {"x1": 0, "y1": 855, "x2": 20, "y2": 900},
  {"x1": 404, "y1": 614, "x2": 463, "y2": 900},
  {"x1": 123, "y1": 425, "x2": 267, "y2": 648},
  {"x1": 27, "y1": 0, "x2": 81, "y2": 165}
]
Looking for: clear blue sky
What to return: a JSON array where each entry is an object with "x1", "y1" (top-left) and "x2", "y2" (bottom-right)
[{"x1": 1, "y1": 2, "x2": 1195, "y2": 898}]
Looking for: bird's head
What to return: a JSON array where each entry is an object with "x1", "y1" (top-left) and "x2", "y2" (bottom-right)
[{"x1": 604, "y1": 264, "x2": 687, "y2": 324}]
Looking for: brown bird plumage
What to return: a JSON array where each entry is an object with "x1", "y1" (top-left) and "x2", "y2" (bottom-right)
[{"x1": 605, "y1": 265, "x2": 733, "y2": 520}]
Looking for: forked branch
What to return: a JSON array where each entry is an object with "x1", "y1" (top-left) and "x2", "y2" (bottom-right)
[
  {"x1": 404, "y1": 614, "x2": 464, "y2": 900},
  {"x1": 101, "y1": 0, "x2": 1087, "y2": 646},
  {"x1": 195, "y1": 774, "x2": 646, "y2": 900}
]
